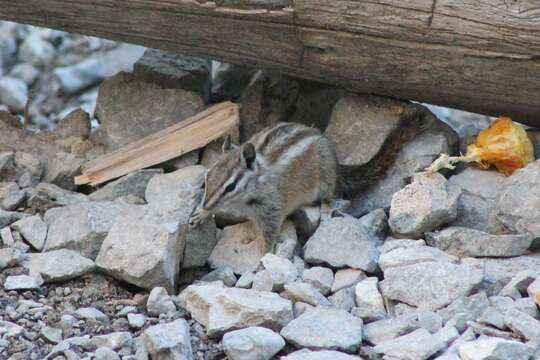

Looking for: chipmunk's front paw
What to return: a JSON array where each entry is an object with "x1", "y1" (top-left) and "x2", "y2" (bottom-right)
[{"x1": 188, "y1": 211, "x2": 203, "y2": 229}]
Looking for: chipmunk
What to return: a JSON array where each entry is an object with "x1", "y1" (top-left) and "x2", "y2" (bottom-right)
[{"x1": 189, "y1": 110, "x2": 426, "y2": 252}]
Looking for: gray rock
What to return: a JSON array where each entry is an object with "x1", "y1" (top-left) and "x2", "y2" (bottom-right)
[
  {"x1": 363, "y1": 313, "x2": 419, "y2": 345},
  {"x1": 389, "y1": 172, "x2": 461, "y2": 237},
  {"x1": 24, "y1": 249, "x2": 94, "y2": 283},
  {"x1": 11, "y1": 215, "x2": 47, "y2": 251},
  {"x1": 280, "y1": 307, "x2": 363, "y2": 352},
  {"x1": 426, "y1": 227, "x2": 533, "y2": 258},
  {"x1": 331, "y1": 268, "x2": 366, "y2": 293},
  {"x1": 293, "y1": 302, "x2": 314, "y2": 318},
  {"x1": 304, "y1": 215, "x2": 379, "y2": 272},
  {"x1": 44, "y1": 201, "x2": 130, "y2": 259},
  {"x1": 448, "y1": 168, "x2": 508, "y2": 233},
  {"x1": 141, "y1": 319, "x2": 193, "y2": 360},
  {"x1": 0, "y1": 320, "x2": 24, "y2": 338},
  {"x1": 208, "y1": 222, "x2": 266, "y2": 274},
  {"x1": 284, "y1": 282, "x2": 331, "y2": 307},
  {"x1": 417, "y1": 307, "x2": 443, "y2": 333},
  {"x1": 127, "y1": 313, "x2": 145, "y2": 329},
  {"x1": 55, "y1": 108, "x2": 91, "y2": 140},
  {"x1": 91, "y1": 332, "x2": 133, "y2": 350},
  {"x1": 31, "y1": 182, "x2": 88, "y2": 207},
  {"x1": 378, "y1": 238, "x2": 427, "y2": 254},
  {"x1": 274, "y1": 221, "x2": 300, "y2": 260},
  {"x1": 374, "y1": 327, "x2": 458, "y2": 360},
  {"x1": 41, "y1": 151, "x2": 85, "y2": 190},
  {"x1": 0, "y1": 209, "x2": 27, "y2": 228},
  {"x1": 329, "y1": 287, "x2": 356, "y2": 312},
  {"x1": 4, "y1": 274, "x2": 42, "y2": 290},
  {"x1": 458, "y1": 337, "x2": 534, "y2": 360},
  {"x1": 54, "y1": 44, "x2": 145, "y2": 94},
  {"x1": 95, "y1": 206, "x2": 188, "y2": 292},
  {"x1": 89, "y1": 169, "x2": 163, "y2": 202},
  {"x1": 438, "y1": 292, "x2": 490, "y2": 325},
  {"x1": 40, "y1": 326, "x2": 63, "y2": 344},
  {"x1": 94, "y1": 347, "x2": 120, "y2": 360},
  {"x1": 0, "y1": 247, "x2": 23, "y2": 270},
  {"x1": 222, "y1": 327, "x2": 285, "y2": 360},
  {"x1": 18, "y1": 34, "x2": 54, "y2": 67},
  {"x1": 354, "y1": 278, "x2": 387, "y2": 322},
  {"x1": 281, "y1": 349, "x2": 362, "y2": 360},
  {"x1": 251, "y1": 270, "x2": 276, "y2": 292},
  {"x1": 302, "y1": 267, "x2": 334, "y2": 295},
  {"x1": 380, "y1": 262, "x2": 483, "y2": 310},
  {"x1": 0, "y1": 182, "x2": 25, "y2": 210},
  {"x1": 178, "y1": 285, "x2": 293, "y2": 338},
  {"x1": 527, "y1": 278, "x2": 540, "y2": 298},
  {"x1": 260, "y1": 253, "x2": 298, "y2": 290},
  {"x1": 133, "y1": 48, "x2": 211, "y2": 102},
  {"x1": 378, "y1": 245, "x2": 458, "y2": 272},
  {"x1": 0, "y1": 76, "x2": 28, "y2": 112},
  {"x1": 74, "y1": 307, "x2": 108, "y2": 322},
  {"x1": 358, "y1": 208, "x2": 389, "y2": 245},
  {"x1": 499, "y1": 271, "x2": 536, "y2": 299},
  {"x1": 236, "y1": 272, "x2": 255, "y2": 289},
  {"x1": 201, "y1": 267, "x2": 237, "y2": 287},
  {"x1": 147, "y1": 287, "x2": 176, "y2": 316},
  {"x1": 501, "y1": 307, "x2": 540, "y2": 341},
  {"x1": 95, "y1": 71, "x2": 203, "y2": 150},
  {"x1": 10, "y1": 63, "x2": 39, "y2": 86},
  {"x1": 498, "y1": 160, "x2": 540, "y2": 238}
]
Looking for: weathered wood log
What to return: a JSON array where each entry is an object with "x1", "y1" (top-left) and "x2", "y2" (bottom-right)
[
  {"x1": 2, "y1": 1, "x2": 540, "y2": 125},
  {"x1": 75, "y1": 101, "x2": 239, "y2": 185}
]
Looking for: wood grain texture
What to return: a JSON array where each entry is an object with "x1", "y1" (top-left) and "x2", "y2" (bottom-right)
[{"x1": 1, "y1": 0, "x2": 540, "y2": 125}]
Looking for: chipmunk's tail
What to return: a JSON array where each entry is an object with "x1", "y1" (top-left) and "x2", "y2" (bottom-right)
[{"x1": 339, "y1": 106, "x2": 430, "y2": 198}]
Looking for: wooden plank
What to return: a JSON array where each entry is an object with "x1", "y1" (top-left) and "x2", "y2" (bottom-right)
[
  {"x1": 1, "y1": 1, "x2": 539, "y2": 125},
  {"x1": 75, "y1": 101, "x2": 239, "y2": 186}
]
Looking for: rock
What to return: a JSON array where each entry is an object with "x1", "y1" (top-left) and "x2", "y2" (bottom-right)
[
  {"x1": 24, "y1": 249, "x2": 94, "y2": 283},
  {"x1": 10, "y1": 63, "x2": 39, "y2": 86},
  {"x1": 44, "y1": 201, "x2": 130, "y2": 259},
  {"x1": 347, "y1": 101, "x2": 458, "y2": 217},
  {"x1": 0, "y1": 182, "x2": 25, "y2": 210},
  {"x1": 260, "y1": 253, "x2": 298, "y2": 290},
  {"x1": 331, "y1": 268, "x2": 366, "y2": 293},
  {"x1": 498, "y1": 270, "x2": 536, "y2": 299},
  {"x1": 133, "y1": 48, "x2": 211, "y2": 101},
  {"x1": 95, "y1": 347, "x2": 120, "y2": 360},
  {"x1": 380, "y1": 262, "x2": 483, "y2": 310},
  {"x1": 0, "y1": 247, "x2": 23, "y2": 270},
  {"x1": 426, "y1": 227, "x2": 533, "y2": 258},
  {"x1": 497, "y1": 160, "x2": 540, "y2": 238},
  {"x1": 178, "y1": 285, "x2": 293, "y2": 337},
  {"x1": 302, "y1": 267, "x2": 334, "y2": 295},
  {"x1": 358, "y1": 208, "x2": 389, "y2": 244},
  {"x1": 378, "y1": 245, "x2": 458, "y2": 271},
  {"x1": 274, "y1": 221, "x2": 300, "y2": 259},
  {"x1": 363, "y1": 313, "x2": 419, "y2": 346},
  {"x1": 208, "y1": 222, "x2": 266, "y2": 274},
  {"x1": 31, "y1": 182, "x2": 88, "y2": 207},
  {"x1": 40, "y1": 326, "x2": 63, "y2": 344},
  {"x1": 41, "y1": 151, "x2": 85, "y2": 190},
  {"x1": 0, "y1": 76, "x2": 28, "y2": 112},
  {"x1": 236, "y1": 272, "x2": 255, "y2": 289},
  {"x1": 4, "y1": 274, "x2": 42, "y2": 290},
  {"x1": 95, "y1": 72, "x2": 203, "y2": 150},
  {"x1": 18, "y1": 34, "x2": 54, "y2": 67},
  {"x1": 389, "y1": 172, "x2": 461, "y2": 237},
  {"x1": 458, "y1": 337, "x2": 534, "y2": 360},
  {"x1": 501, "y1": 307, "x2": 540, "y2": 341},
  {"x1": 127, "y1": 313, "x2": 145, "y2": 329},
  {"x1": 222, "y1": 327, "x2": 285, "y2": 360},
  {"x1": 95, "y1": 206, "x2": 186, "y2": 292},
  {"x1": 141, "y1": 319, "x2": 193, "y2": 360},
  {"x1": 527, "y1": 278, "x2": 540, "y2": 298},
  {"x1": 329, "y1": 287, "x2": 356, "y2": 312},
  {"x1": 1, "y1": 152, "x2": 43, "y2": 189},
  {"x1": 293, "y1": 302, "x2": 314, "y2": 318},
  {"x1": 147, "y1": 287, "x2": 176, "y2": 316},
  {"x1": 91, "y1": 332, "x2": 133, "y2": 350},
  {"x1": 251, "y1": 270, "x2": 276, "y2": 292},
  {"x1": 89, "y1": 169, "x2": 163, "y2": 202},
  {"x1": 201, "y1": 267, "x2": 237, "y2": 287},
  {"x1": 284, "y1": 282, "x2": 331, "y2": 307},
  {"x1": 448, "y1": 168, "x2": 507, "y2": 233},
  {"x1": 53, "y1": 44, "x2": 145, "y2": 94},
  {"x1": 374, "y1": 327, "x2": 458, "y2": 360},
  {"x1": 147, "y1": 166, "x2": 217, "y2": 268},
  {"x1": 417, "y1": 307, "x2": 443, "y2": 333},
  {"x1": 74, "y1": 307, "x2": 109, "y2": 322},
  {"x1": 353, "y1": 278, "x2": 387, "y2": 322},
  {"x1": 281, "y1": 349, "x2": 362, "y2": 360},
  {"x1": 304, "y1": 215, "x2": 379, "y2": 272},
  {"x1": 280, "y1": 307, "x2": 363, "y2": 352},
  {"x1": 11, "y1": 215, "x2": 47, "y2": 251},
  {"x1": 0, "y1": 320, "x2": 24, "y2": 338},
  {"x1": 55, "y1": 109, "x2": 91, "y2": 140},
  {"x1": 438, "y1": 292, "x2": 490, "y2": 325}
]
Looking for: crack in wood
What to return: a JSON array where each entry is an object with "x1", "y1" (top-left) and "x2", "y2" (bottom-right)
[{"x1": 427, "y1": 0, "x2": 438, "y2": 27}]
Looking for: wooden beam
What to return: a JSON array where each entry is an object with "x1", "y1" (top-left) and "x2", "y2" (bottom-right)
[
  {"x1": 75, "y1": 101, "x2": 239, "y2": 185},
  {"x1": 1, "y1": 1, "x2": 540, "y2": 126}
]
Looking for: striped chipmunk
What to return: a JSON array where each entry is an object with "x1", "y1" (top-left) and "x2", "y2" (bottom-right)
[{"x1": 189, "y1": 113, "x2": 425, "y2": 252}]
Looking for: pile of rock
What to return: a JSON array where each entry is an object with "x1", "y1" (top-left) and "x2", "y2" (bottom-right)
[{"x1": 2, "y1": 23, "x2": 540, "y2": 360}]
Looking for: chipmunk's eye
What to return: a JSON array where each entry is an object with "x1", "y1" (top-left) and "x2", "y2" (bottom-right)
[{"x1": 225, "y1": 181, "x2": 236, "y2": 193}]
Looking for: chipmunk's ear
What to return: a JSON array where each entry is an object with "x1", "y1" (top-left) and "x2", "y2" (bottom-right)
[{"x1": 242, "y1": 142, "x2": 256, "y2": 169}]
